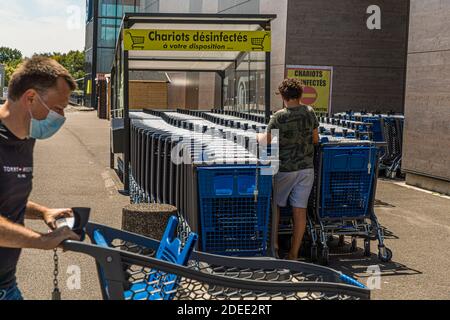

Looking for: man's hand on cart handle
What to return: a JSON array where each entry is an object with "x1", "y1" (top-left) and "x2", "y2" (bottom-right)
[
  {"x1": 35, "y1": 227, "x2": 80, "y2": 251},
  {"x1": 43, "y1": 208, "x2": 74, "y2": 230}
]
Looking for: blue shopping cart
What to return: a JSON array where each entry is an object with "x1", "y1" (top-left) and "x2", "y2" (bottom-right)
[
  {"x1": 62, "y1": 215, "x2": 370, "y2": 300},
  {"x1": 308, "y1": 140, "x2": 392, "y2": 265}
]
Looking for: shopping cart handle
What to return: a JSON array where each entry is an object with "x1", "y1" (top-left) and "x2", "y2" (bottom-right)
[
  {"x1": 339, "y1": 274, "x2": 367, "y2": 289},
  {"x1": 320, "y1": 141, "x2": 388, "y2": 148},
  {"x1": 61, "y1": 239, "x2": 97, "y2": 254},
  {"x1": 55, "y1": 207, "x2": 90, "y2": 242},
  {"x1": 373, "y1": 141, "x2": 388, "y2": 147}
]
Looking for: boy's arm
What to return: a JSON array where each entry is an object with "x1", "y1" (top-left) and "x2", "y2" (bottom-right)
[
  {"x1": 257, "y1": 132, "x2": 272, "y2": 146},
  {"x1": 258, "y1": 114, "x2": 278, "y2": 146},
  {"x1": 312, "y1": 110, "x2": 320, "y2": 145},
  {"x1": 313, "y1": 128, "x2": 319, "y2": 145}
]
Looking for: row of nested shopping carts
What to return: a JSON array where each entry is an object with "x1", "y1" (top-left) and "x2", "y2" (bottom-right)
[
  {"x1": 331, "y1": 112, "x2": 405, "y2": 179},
  {"x1": 130, "y1": 110, "x2": 274, "y2": 257},
  {"x1": 128, "y1": 108, "x2": 392, "y2": 267},
  {"x1": 119, "y1": 109, "x2": 371, "y2": 300},
  {"x1": 203, "y1": 109, "x2": 391, "y2": 265}
]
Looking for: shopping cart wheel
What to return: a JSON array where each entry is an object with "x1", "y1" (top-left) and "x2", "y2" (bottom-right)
[
  {"x1": 321, "y1": 247, "x2": 330, "y2": 266},
  {"x1": 385, "y1": 170, "x2": 391, "y2": 179},
  {"x1": 390, "y1": 170, "x2": 397, "y2": 179},
  {"x1": 327, "y1": 235, "x2": 334, "y2": 244},
  {"x1": 311, "y1": 245, "x2": 318, "y2": 262},
  {"x1": 338, "y1": 235, "x2": 345, "y2": 247},
  {"x1": 350, "y1": 238, "x2": 358, "y2": 253},
  {"x1": 378, "y1": 246, "x2": 393, "y2": 262},
  {"x1": 364, "y1": 239, "x2": 371, "y2": 257}
]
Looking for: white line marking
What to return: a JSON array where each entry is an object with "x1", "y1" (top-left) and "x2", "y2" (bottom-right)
[{"x1": 388, "y1": 181, "x2": 450, "y2": 200}]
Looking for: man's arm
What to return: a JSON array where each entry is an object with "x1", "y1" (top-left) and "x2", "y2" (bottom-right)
[
  {"x1": 0, "y1": 215, "x2": 79, "y2": 250},
  {"x1": 25, "y1": 201, "x2": 49, "y2": 220},
  {"x1": 26, "y1": 201, "x2": 73, "y2": 229}
]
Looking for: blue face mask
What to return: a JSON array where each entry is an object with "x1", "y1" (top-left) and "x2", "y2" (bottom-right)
[{"x1": 29, "y1": 95, "x2": 66, "y2": 140}]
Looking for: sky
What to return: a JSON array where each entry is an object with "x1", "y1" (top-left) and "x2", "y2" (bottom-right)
[{"x1": 0, "y1": 0, "x2": 86, "y2": 57}]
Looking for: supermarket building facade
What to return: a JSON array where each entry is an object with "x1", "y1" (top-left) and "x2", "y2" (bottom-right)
[{"x1": 84, "y1": 0, "x2": 449, "y2": 195}]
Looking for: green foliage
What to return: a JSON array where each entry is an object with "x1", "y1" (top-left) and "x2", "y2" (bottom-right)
[
  {"x1": 0, "y1": 47, "x2": 22, "y2": 64},
  {"x1": 35, "y1": 50, "x2": 85, "y2": 80},
  {"x1": 1, "y1": 48, "x2": 85, "y2": 87},
  {"x1": 4, "y1": 59, "x2": 22, "y2": 85},
  {"x1": 0, "y1": 47, "x2": 24, "y2": 85}
]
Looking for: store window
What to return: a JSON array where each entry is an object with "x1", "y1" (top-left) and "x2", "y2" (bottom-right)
[
  {"x1": 97, "y1": 48, "x2": 116, "y2": 73},
  {"x1": 98, "y1": 18, "x2": 120, "y2": 48},
  {"x1": 86, "y1": 0, "x2": 94, "y2": 21},
  {"x1": 118, "y1": 0, "x2": 137, "y2": 17},
  {"x1": 100, "y1": 0, "x2": 118, "y2": 17}
]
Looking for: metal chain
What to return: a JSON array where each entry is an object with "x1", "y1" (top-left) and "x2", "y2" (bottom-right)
[
  {"x1": 52, "y1": 248, "x2": 61, "y2": 300},
  {"x1": 53, "y1": 248, "x2": 59, "y2": 288}
]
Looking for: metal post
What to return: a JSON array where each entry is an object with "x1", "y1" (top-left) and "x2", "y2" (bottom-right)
[
  {"x1": 220, "y1": 72, "x2": 225, "y2": 110},
  {"x1": 248, "y1": 52, "x2": 251, "y2": 114},
  {"x1": 91, "y1": 0, "x2": 99, "y2": 109},
  {"x1": 123, "y1": 21, "x2": 131, "y2": 194},
  {"x1": 234, "y1": 60, "x2": 238, "y2": 112},
  {"x1": 265, "y1": 51, "x2": 271, "y2": 124},
  {"x1": 110, "y1": 65, "x2": 116, "y2": 169}
]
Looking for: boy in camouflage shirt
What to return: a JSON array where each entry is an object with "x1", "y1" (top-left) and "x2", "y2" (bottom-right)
[{"x1": 258, "y1": 79, "x2": 319, "y2": 260}]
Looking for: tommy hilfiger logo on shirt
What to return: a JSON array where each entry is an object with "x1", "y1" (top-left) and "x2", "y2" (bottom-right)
[{"x1": 2, "y1": 166, "x2": 33, "y2": 179}]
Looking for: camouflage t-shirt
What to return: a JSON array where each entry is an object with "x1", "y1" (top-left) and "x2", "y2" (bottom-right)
[{"x1": 267, "y1": 105, "x2": 319, "y2": 172}]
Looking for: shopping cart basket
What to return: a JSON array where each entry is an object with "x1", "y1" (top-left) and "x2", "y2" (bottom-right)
[
  {"x1": 309, "y1": 140, "x2": 392, "y2": 265},
  {"x1": 63, "y1": 219, "x2": 370, "y2": 300}
]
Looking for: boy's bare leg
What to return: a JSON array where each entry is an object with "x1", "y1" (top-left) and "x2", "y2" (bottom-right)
[
  {"x1": 287, "y1": 207, "x2": 307, "y2": 260},
  {"x1": 274, "y1": 206, "x2": 281, "y2": 257}
]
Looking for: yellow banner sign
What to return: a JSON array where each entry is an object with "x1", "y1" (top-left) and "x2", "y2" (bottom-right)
[
  {"x1": 286, "y1": 66, "x2": 333, "y2": 114},
  {"x1": 124, "y1": 29, "x2": 271, "y2": 52}
]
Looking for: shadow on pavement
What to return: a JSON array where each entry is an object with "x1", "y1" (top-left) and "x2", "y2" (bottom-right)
[
  {"x1": 380, "y1": 226, "x2": 399, "y2": 240},
  {"x1": 374, "y1": 199, "x2": 396, "y2": 208},
  {"x1": 326, "y1": 243, "x2": 422, "y2": 279}
]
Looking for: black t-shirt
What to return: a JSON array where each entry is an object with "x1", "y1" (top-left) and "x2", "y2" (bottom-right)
[{"x1": 0, "y1": 120, "x2": 35, "y2": 289}]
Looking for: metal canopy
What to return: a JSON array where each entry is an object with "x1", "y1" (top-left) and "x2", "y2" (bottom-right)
[
  {"x1": 123, "y1": 14, "x2": 275, "y2": 73},
  {"x1": 124, "y1": 12, "x2": 276, "y2": 24},
  {"x1": 112, "y1": 13, "x2": 276, "y2": 192}
]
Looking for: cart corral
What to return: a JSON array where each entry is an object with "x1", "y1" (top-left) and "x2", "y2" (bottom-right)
[{"x1": 98, "y1": 13, "x2": 397, "y2": 301}]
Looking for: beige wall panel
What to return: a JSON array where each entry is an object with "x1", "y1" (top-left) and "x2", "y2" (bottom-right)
[
  {"x1": 129, "y1": 81, "x2": 168, "y2": 110},
  {"x1": 403, "y1": 49, "x2": 450, "y2": 180}
]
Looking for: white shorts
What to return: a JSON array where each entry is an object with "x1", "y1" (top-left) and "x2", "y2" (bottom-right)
[{"x1": 273, "y1": 169, "x2": 315, "y2": 209}]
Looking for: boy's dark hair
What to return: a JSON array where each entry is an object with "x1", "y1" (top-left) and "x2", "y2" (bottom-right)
[
  {"x1": 278, "y1": 78, "x2": 304, "y2": 101},
  {"x1": 8, "y1": 55, "x2": 77, "y2": 101}
]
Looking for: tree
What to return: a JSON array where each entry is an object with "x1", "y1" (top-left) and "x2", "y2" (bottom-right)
[
  {"x1": 2, "y1": 49, "x2": 85, "y2": 88},
  {"x1": 62, "y1": 50, "x2": 85, "y2": 81},
  {"x1": 0, "y1": 47, "x2": 22, "y2": 64},
  {"x1": 5, "y1": 59, "x2": 23, "y2": 85},
  {"x1": 36, "y1": 50, "x2": 85, "y2": 84}
]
